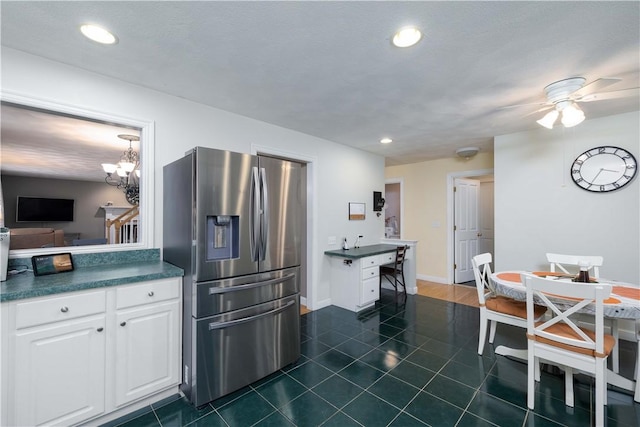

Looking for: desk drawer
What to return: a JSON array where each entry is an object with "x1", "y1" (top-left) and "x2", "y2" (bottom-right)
[
  {"x1": 361, "y1": 256, "x2": 380, "y2": 269},
  {"x1": 379, "y1": 252, "x2": 395, "y2": 265},
  {"x1": 116, "y1": 278, "x2": 180, "y2": 310},
  {"x1": 15, "y1": 291, "x2": 106, "y2": 329},
  {"x1": 362, "y1": 266, "x2": 379, "y2": 280}
]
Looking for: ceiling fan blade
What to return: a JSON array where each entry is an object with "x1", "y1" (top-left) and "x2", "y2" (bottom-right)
[
  {"x1": 571, "y1": 78, "x2": 621, "y2": 98},
  {"x1": 523, "y1": 104, "x2": 555, "y2": 117},
  {"x1": 578, "y1": 87, "x2": 640, "y2": 102},
  {"x1": 499, "y1": 100, "x2": 549, "y2": 110}
]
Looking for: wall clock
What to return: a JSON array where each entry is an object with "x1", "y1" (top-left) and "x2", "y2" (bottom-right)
[{"x1": 571, "y1": 146, "x2": 637, "y2": 192}]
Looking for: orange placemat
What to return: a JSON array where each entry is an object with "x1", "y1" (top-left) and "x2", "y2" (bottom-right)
[
  {"x1": 612, "y1": 286, "x2": 640, "y2": 300},
  {"x1": 496, "y1": 272, "x2": 522, "y2": 283},
  {"x1": 533, "y1": 271, "x2": 569, "y2": 278}
]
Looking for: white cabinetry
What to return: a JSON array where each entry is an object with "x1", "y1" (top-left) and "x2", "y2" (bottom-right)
[
  {"x1": 114, "y1": 281, "x2": 181, "y2": 407},
  {"x1": 13, "y1": 291, "x2": 107, "y2": 427},
  {"x1": 1, "y1": 277, "x2": 182, "y2": 427},
  {"x1": 330, "y1": 254, "x2": 393, "y2": 312}
]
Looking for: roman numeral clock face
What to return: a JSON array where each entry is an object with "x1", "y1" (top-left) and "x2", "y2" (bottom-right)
[{"x1": 571, "y1": 146, "x2": 637, "y2": 192}]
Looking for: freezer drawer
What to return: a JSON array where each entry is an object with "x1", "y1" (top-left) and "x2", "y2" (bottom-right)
[
  {"x1": 193, "y1": 267, "x2": 299, "y2": 317},
  {"x1": 188, "y1": 294, "x2": 300, "y2": 406}
]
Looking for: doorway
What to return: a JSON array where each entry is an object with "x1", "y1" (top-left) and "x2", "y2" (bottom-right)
[
  {"x1": 384, "y1": 180, "x2": 402, "y2": 239},
  {"x1": 447, "y1": 169, "x2": 494, "y2": 285}
]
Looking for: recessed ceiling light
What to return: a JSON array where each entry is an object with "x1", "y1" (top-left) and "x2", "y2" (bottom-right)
[
  {"x1": 380, "y1": 138, "x2": 393, "y2": 144},
  {"x1": 80, "y1": 24, "x2": 118, "y2": 44},
  {"x1": 392, "y1": 27, "x2": 422, "y2": 48}
]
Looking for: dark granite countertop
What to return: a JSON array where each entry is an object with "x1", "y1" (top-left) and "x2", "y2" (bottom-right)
[
  {"x1": 1, "y1": 249, "x2": 183, "y2": 303},
  {"x1": 324, "y1": 244, "x2": 399, "y2": 260}
]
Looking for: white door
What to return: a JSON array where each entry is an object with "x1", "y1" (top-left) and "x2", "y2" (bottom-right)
[
  {"x1": 478, "y1": 181, "x2": 495, "y2": 258},
  {"x1": 114, "y1": 300, "x2": 180, "y2": 407},
  {"x1": 454, "y1": 179, "x2": 480, "y2": 283},
  {"x1": 14, "y1": 316, "x2": 106, "y2": 426}
]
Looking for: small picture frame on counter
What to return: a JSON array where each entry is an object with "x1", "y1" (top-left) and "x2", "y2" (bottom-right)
[{"x1": 31, "y1": 252, "x2": 74, "y2": 276}]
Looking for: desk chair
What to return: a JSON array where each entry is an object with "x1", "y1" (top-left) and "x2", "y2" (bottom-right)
[
  {"x1": 472, "y1": 253, "x2": 547, "y2": 355},
  {"x1": 523, "y1": 274, "x2": 615, "y2": 427},
  {"x1": 545, "y1": 253, "x2": 620, "y2": 374},
  {"x1": 380, "y1": 246, "x2": 408, "y2": 297}
]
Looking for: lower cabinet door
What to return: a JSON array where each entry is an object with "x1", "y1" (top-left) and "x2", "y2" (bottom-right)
[
  {"x1": 360, "y1": 276, "x2": 380, "y2": 306},
  {"x1": 13, "y1": 316, "x2": 106, "y2": 426},
  {"x1": 114, "y1": 299, "x2": 180, "y2": 407}
]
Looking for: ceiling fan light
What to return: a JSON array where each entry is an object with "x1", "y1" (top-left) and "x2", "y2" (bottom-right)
[
  {"x1": 536, "y1": 110, "x2": 559, "y2": 129},
  {"x1": 561, "y1": 103, "x2": 585, "y2": 128}
]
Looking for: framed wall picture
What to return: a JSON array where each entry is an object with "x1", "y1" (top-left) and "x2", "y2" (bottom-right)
[{"x1": 349, "y1": 202, "x2": 365, "y2": 220}]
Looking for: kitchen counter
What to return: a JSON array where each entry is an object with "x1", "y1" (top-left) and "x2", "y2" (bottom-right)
[
  {"x1": 324, "y1": 244, "x2": 399, "y2": 259},
  {"x1": 1, "y1": 249, "x2": 183, "y2": 302}
]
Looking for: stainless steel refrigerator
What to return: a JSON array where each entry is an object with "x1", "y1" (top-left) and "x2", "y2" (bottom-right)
[{"x1": 163, "y1": 147, "x2": 302, "y2": 407}]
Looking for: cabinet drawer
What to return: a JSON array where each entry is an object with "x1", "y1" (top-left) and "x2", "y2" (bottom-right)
[
  {"x1": 362, "y1": 266, "x2": 379, "y2": 280},
  {"x1": 379, "y1": 252, "x2": 395, "y2": 265},
  {"x1": 15, "y1": 291, "x2": 106, "y2": 329},
  {"x1": 360, "y1": 277, "x2": 380, "y2": 306},
  {"x1": 116, "y1": 278, "x2": 180, "y2": 310},
  {"x1": 361, "y1": 256, "x2": 379, "y2": 269}
]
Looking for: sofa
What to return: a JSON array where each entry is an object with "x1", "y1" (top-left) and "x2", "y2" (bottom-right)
[{"x1": 9, "y1": 228, "x2": 65, "y2": 250}]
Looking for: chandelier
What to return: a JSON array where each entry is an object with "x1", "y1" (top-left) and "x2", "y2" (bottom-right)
[{"x1": 101, "y1": 134, "x2": 140, "y2": 205}]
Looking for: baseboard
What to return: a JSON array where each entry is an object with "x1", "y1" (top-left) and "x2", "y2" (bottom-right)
[
  {"x1": 300, "y1": 296, "x2": 307, "y2": 307},
  {"x1": 314, "y1": 298, "x2": 332, "y2": 310},
  {"x1": 417, "y1": 274, "x2": 448, "y2": 284}
]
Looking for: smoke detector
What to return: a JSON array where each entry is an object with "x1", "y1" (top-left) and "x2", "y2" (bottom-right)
[{"x1": 456, "y1": 147, "x2": 479, "y2": 159}]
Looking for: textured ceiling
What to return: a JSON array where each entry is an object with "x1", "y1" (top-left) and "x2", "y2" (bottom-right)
[
  {"x1": 1, "y1": 1, "x2": 639, "y2": 176},
  {"x1": 1, "y1": 104, "x2": 140, "y2": 182}
]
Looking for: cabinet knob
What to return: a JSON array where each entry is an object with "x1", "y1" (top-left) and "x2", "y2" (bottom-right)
[
  {"x1": 148, "y1": 291, "x2": 154, "y2": 297},
  {"x1": 60, "y1": 306, "x2": 69, "y2": 313},
  {"x1": 120, "y1": 321, "x2": 127, "y2": 327},
  {"x1": 97, "y1": 327, "x2": 104, "y2": 332}
]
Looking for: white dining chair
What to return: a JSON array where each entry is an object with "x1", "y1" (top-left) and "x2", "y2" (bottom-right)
[
  {"x1": 472, "y1": 253, "x2": 547, "y2": 356},
  {"x1": 545, "y1": 253, "x2": 620, "y2": 374},
  {"x1": 524, "y1": 273, "x2": 615, "y2": 427},
  {"x1": 546, "y1": 253, "x2": 603, "y2": 278}
]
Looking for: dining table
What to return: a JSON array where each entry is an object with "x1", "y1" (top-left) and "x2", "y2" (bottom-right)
[{"x1": 490, "y1": 270, "x2": 640, "y2": 402}]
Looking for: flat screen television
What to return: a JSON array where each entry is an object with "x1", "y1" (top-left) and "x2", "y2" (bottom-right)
[{"x1": 16, "y1": 197, "x2": 74, "y2": 222}]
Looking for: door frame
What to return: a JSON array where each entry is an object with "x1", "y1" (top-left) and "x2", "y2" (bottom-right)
[
  {"x1": 384, "y1": 178, "x2": 404, "y2": 239},
  {"x1": 446, "y1": 168, "x2": 493, "y2": 285}
]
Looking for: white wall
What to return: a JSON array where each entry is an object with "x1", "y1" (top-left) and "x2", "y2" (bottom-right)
[
  {"x1": 1, "y1": 48, "x2": 386, "y2": 309},
  {"x1": 385, "y1": 153, "x2": 494, "y2": 282},
  {"x1": 495, "y1": 111, "x2": 640, "y2": 283}
]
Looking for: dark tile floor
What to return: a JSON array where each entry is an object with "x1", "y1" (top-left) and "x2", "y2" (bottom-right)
[{"x1": 106, "y1": 290, "x2": 639, "y2": 427}]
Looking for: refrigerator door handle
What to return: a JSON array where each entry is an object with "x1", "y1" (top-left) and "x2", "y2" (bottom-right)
[
  {"x1": 207, "y1": 300, "x2": 295, "y2": 330},
  {"x1": 250, "y1": 166, "x2": 261, "y2": 261},
  {"x1": 259, "y1": 167, "x2": 268, "y2": 261},
  {"x1": 207, "y1": 273, "x2": 296, "y2": 295}
]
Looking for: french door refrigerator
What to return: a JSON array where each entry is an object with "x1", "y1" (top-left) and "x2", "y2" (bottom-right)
[{"x1": 163, "y1": 147, "x2": 302, "y2": 407}]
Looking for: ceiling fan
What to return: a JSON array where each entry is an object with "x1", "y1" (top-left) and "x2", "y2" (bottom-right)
[{"x1": 505, "y1": 77, "x2": 640, "y2": 129}]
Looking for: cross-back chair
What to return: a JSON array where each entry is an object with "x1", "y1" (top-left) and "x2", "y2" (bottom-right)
[
  {"x1": 523, "y1": 273, "x2": 615, "y2": 427},
  {"x1": 472, "y1": 253, "x2": 546, "y2": 355},
  {"x1": 546, "y1": 253, "x2": 603, "y2": 278},
  {"x1": 545, "y1": 253, "x2": 620, "y2": 374}
]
